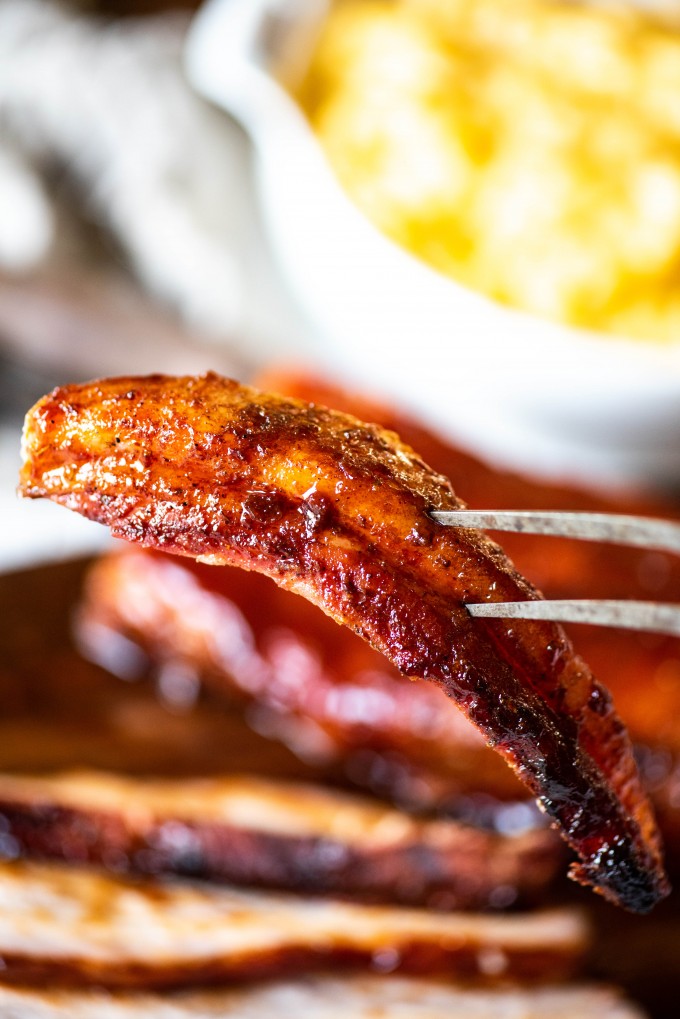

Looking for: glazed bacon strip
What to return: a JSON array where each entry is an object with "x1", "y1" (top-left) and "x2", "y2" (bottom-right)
[
  {"x1": 75, "y1": 376, "x2": 680, "y2": 839},
  {"x1": 0, "y1": 770, "x2": 560, "y2": 910},
  {"x1": 78, "y1": 545, "x2": 526, "y2": 806},
  {"x1": 260, "y1": 371, "x2": 680, "y2": 854},
  {"x1": 0, "y1": 860, "x2": 586, "y2": 987},
  {"x1": 19, "y1": 374, "x2": 668, "y2": 911}
]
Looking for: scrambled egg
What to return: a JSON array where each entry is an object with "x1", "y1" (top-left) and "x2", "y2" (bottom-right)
[{"x1": 299, "y1": 0, "x2": 680, "y2": 342}]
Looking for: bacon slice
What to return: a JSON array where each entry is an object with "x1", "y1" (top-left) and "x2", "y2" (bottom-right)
[
  {"x1": 0, "y1": 860, "x2": 586, "y2": 987},
  {"x1": 265, "y1": 373, "x2": 680, "y2": 755},
  {"x1": 77, "y1": 545, "x2": 525, "y2": 806},
  {"x1": 0, "y1": 770, "x2": 560, "y2": 911},
  {"x1": 263, "y1": 372, "x2": 680, "y2": 853},
  {"x1": 18, "y1": 373, "x2": 668, "y2": 912},
  {"x1": 0, "y1": 976, "x2": 648, "y2": 1019}
]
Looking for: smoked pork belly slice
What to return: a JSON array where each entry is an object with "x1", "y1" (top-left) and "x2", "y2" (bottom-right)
[
  {"x1": 0, "y1": 770, "x2": 560, "y2": 910},
  {"x1": 262, "y1": 372, "x2": 680, "y2": 860},
  {"x1": 0, "y1": 976, "x2": 649, "y2": 1019},
  {"x1": 18, "y1": 373, "x2": 667, "y2": 912},
  {"x1": 267, "y1": 371, "x2": 680, "y2": 759},
  {"x1": 77, "y1": 545, "x2": 528, "y2": 806},
  {"x1": 257, "y1": 369, "x2": 680, "y2": 607},
  {"x1": 0, "y1": 860, "x2": 586, "y2": 987}
]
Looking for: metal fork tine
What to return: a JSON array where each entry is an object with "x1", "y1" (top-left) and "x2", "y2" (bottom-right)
[
  {"x1": 465, "y1": 599, "x2": 680, "y2": 637},
  {"x1": 431, "y1": 509, "x2": 680, "y2": 634},
  {"x1": 431, "y1": 509, "x2": 680, "y2": 555}
]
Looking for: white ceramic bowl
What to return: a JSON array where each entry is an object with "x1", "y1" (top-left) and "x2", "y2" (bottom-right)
[{"x1": 185, "y1": 0, "x2": 680, "y2": 489}]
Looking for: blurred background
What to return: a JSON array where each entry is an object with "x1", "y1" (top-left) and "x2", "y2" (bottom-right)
[
  {"x1": 0, "y1": 0, "x2": 318, "y2": 569},
  {"x1": 4, "y1": 0, "x2": 680, "y2": 569}
]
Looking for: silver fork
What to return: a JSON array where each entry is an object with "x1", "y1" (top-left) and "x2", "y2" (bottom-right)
[{"x1": 431, "y1": 510, "x2": 680, "y2": 637}]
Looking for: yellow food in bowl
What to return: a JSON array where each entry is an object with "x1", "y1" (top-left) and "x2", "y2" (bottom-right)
[{"x1": 299, "y1": 0, "x2": 680, "y2": 343}]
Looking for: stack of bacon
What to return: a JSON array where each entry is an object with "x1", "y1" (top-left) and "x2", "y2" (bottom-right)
[{"x1": 0, "y1": 371, "x2": 673, "y2": 1017}]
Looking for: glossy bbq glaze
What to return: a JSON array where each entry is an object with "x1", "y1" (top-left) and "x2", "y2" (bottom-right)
[
  {"x1": 265, "y1": 373, "x2": 680, "y2": 611},
  {"x1": 19, "y1": 373, "x2": 668, "y2": 912},
  {"x1": 260, "y1": 371, "x2": 680, "y2": 845}
]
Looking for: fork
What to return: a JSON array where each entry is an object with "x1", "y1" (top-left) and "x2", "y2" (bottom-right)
[{"x1": 431, "y1": 510, "x2": 680, "y2": 637}]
